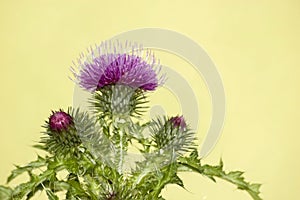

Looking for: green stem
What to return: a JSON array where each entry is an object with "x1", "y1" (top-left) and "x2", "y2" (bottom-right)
[
  {"x1": 118, "y1": 129, "x2": 124, "y2": 173},
  {"x1": 151, "y1": 164, "x2": 175, "y2": 199}
]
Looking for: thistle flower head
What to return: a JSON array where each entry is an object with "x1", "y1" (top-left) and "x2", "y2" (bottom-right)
[
  {"x1": 49, "y1": 110, "x2": 73, "y2": 132},
  {"x1": 72, "y1": 41, "x2": 165, "y2": 92}
]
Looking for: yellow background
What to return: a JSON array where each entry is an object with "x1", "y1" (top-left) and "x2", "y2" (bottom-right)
[{"x1": 0, "y1": 1, "x2": 299, "y2": 199}]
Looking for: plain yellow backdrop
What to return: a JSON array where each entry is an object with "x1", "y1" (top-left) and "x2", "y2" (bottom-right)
[{"x1": 0, "y1": 0, "x2": 299, "y2": 199}]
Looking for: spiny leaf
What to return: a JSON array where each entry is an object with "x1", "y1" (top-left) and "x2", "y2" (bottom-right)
[
  {"x1": 7, "y1": 155, "x2": 46, "y2": 183},
  {"x1": 46, "y1": 189, "x2": 59, "y2": 200},
  {"x1": 178, "y1": 152, "x2": 263, "y2": 200},
  {"x1": 66, "y1": 174, "x2": 89, "y2": 199},
  {"x1": 12, "y1": 169, "x2": 55, "y2": 199},
  {"x1": 250, "y1": 183, "x2": 262, "y2": 193},
  {"x1": 169, "y1": 174, "x2": 184, "y2": 188},
  {"x1": 0, "y1": 185, "x2": 12, "y2": 200},
  {"x1": 51, "y1": 181, "x2": 70, "y2": 192},
  {"x1": 12, "y1": 181, "x2": 35, "y2": 199},
  {"x1": 178, "y1": 150, "x2": 203, "y2": 174}
]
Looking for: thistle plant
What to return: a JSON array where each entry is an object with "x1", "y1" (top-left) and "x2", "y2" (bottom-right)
[{"x1": 0, "y1": 41, "x2": 262, "y2": 200}]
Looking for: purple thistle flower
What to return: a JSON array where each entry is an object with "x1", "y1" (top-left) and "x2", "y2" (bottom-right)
[
  {"x1": 170, "y1": 115, "x2": 187, "y2": 130},
  {"x1": 49, "y1": 110, "x2": 73, "y2": 132},
  {"x1": 72, "y1": 41, "x2": 165, "y2": 91}
]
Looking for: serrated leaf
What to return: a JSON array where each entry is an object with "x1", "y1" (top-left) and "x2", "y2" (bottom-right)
[
  {"x1": 7, "y1": 155, "x2": 46, "y2": 183},
  {"x1": 12, "y1": 169, "x2": 55, "y2": 199},
  {"x1": 219, "y1": 158, "x2": 224, "y2": 169},
  {"x1": 178, "y1": 153, "x2": 263, "y2": 200},
  {"x1": 0, "y1": 185, "x2": 12, "y2": 200},
  {"x1": 66, "y1": 178, "x2": 89, "y2": 199},
  {"x1": 12, "y1": 181, "x2": 35, "y2": 199},
  {"x1": 51, "y1": 181, "x2": 70, "y2": 192},
  {"x1": 169, "y1": 174, "x2": 184, "y2": 188},
  {"x1": 250, "y1": 183, "x2": 262, "y2": 193},
  {"x1": 227, "y1": 171, "x2": 244, "y2": 179},
  {"x1": 46, "y1": 189, "x2": 59, "y2": 200}
]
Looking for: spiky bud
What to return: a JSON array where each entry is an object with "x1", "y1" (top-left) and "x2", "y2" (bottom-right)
[
  {"x1": 36, "y1": 108, "x2": 84, "y2": 154},
  {"x1": 170, "y1": 115, "x2": 187, "y2": 130},
  {"x1": 150, "y1": 116, "x2": 195, "y2": 155},
  {"x1": 49, "y1": 110, "x2": 73, "y2": 132}
]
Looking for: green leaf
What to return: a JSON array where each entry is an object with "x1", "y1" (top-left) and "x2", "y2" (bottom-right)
[
  {"x1": 46, "y1": 189, "x2": 59, "y2": 200},
  {"x1": 66, "y1": 174, "x2": 89, "y2": 199},
  {"x1": 12, "y1": 169, "x2": 55, "y2": 199},
  {"x1": 250, "y1": 183, "x2": 262, "y2": 193},
  {"x1": 178, "y1": 153, "x2": 263, "y2": 200},
  {"x1": 7, "y1": 155, "x2": 46, "y2": 183},
  {"x1": 0, "y1": 185, "x2": 12, "y2": 200},
  {"x1": 149, "y1": 162, "x2": 180, "y2": 199},
  {"x1": 178, "y1": 150, "x2": 203, "y2": 174},
  {"x1": 169, "y1": 174, "x2": 184, "y2": 188},
  {"x1": 12, "y1": 181, "x2": 35, "y2": 199},
  {"x1": 51, "y1": 181, "x2": 70, "y2": 192}
]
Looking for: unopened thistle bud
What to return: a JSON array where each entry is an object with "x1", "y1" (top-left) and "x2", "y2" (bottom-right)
[
  {"x1": 150, "y1": 116, "x2": 195, "y2": 155},
  {"x1": 37, "y1": 108, "x2": 83, "y2": 154},
  {"x1": 49, "y1": 110, "x2": 73, "y2": 132},
  {"x1": 170, "y1": 115, "x2": 187, "y2": 130}
]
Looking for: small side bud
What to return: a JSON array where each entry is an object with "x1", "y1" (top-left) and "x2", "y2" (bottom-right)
[
  {"x1": 49, "y1": 110, "x2": 73, "y2": 132},
  {"x1": 170, "y1": 115, "x2": 187, "y2": 130}
]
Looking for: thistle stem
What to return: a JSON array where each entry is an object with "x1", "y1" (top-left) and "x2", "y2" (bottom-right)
[{"x1": 118, "y1": 129, "x2": 124, "y2": 173}]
